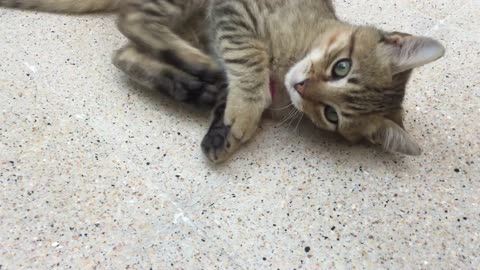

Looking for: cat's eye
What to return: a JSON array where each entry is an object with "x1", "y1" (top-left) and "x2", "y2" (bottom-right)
[
  {"x1": 324, "y1": 106, "x2": 339, "y2": 124},
  {"x1": 332, "y1": 59, "x2": 352, "y2": 79}
]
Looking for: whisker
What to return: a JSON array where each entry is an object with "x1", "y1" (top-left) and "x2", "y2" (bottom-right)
[
  {"x1": 276, "y1": 108, "x2": 297, "y2": 127},
  {"x1": 285, "y1": 111, "x2": 296, "y2": 127},
  {"x1": 294, "y1": 113, "x2": 304, "y2": 134},
  {"x1": 286, "y1": 110, "x2": 301, "y2": 129},
  {"x1": 269, "y1": 103, "x2": 293, "y2": 111}
]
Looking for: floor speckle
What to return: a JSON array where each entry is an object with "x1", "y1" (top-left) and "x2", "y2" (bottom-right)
[{"x1": 1, "y1": 1, "x2": 479, "y2": 269}]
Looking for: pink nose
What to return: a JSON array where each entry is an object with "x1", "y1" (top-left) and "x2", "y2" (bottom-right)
[{"x1": 294, "y1": 81, "x2": 306, "y2": 96}]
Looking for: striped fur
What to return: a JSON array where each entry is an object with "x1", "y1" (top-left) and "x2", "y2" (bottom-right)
[
  {"x1": 0, "y1": 0, "x2": 445, "y2": 162},
  {"x1": 0, "y1": 0, "x2": 121, "y2": 13}
]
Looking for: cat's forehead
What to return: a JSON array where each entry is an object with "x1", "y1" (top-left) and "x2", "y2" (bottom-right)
[
  {"x1": 343, "y1": 28, "x2": 411, "y2": 115},
  {"x1": 309, "y1": 26, "x2": 391, "y2": 79}
]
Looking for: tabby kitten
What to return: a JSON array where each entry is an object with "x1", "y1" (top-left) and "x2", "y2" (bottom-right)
[{"x1": 0, "y1": 0, "x2": 445, "y2": 163}]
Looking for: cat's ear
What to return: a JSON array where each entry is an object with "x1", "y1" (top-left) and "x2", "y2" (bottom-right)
[
  {"x1": 379, "y1": 32, "x2": 445, "y2": 74},
  {"x1": 365, "y1": 118, "x2": 422, "y2": 156}
]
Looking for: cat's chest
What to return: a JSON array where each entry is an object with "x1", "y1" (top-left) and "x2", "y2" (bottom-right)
[{"x1": 266, "y1": 73, "x2": 295, "y2": 120}]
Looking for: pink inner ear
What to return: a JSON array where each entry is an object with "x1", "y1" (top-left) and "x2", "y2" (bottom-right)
[
  {"x1": 385, "y1": 35, "x2": 403, "y2": 46},
  {"x1": 383, "y1": 32, "x2": 413, "y2": 46}
]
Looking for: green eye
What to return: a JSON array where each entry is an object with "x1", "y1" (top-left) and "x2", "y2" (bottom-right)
[
  {"x1": 324, "y1": 106, "x2": 339, "y2": 124},
  {"x1": 332, "y1": 59, "x2": 352, "y2": 79}
]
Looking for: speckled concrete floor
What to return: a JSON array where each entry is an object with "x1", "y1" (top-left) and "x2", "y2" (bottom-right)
[{"x1": 0, "y1": 1, "x2": 479, "y2": 269}]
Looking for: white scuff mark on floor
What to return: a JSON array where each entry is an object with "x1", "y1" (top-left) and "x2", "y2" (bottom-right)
[
  {"x1": 23, "y1": 62, "x2": 37, "y2": 73},
  {"x1": 174, "y1": 211, "x2": 194, "y2": 227}
]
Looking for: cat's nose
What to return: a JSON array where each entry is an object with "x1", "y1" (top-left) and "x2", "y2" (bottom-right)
[{"x1": 294, "y1": 80, "x2": 307, "y2": 96}]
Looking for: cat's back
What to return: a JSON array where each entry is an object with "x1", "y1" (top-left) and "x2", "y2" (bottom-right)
[
  {"x1": 209, "y1": 0, "x2": 335, "y2": 18},
  {"x1": 209, "y1": 0, "x2": 336, "y2": 37}
]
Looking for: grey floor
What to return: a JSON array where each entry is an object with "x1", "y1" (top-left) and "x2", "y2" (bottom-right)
[{"x1": 1, "y1": 0, "x2": 479, "y2": 269}]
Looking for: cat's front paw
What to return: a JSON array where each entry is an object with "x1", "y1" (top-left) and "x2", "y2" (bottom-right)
[
  {"x1": 201, "y1": 103, "x2": 237, "y2": 163},
  {"x1": 201, "y1": 123, "x2": 236, "y2": 163},
  {"x1": 201, "y1": 101, "x2": 260, "y2": 163}
]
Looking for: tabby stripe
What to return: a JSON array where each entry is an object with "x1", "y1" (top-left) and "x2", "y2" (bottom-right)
[
  {"x1": 162, "y1": 0, "x2": 186, "y2": 10},
  {"x1": 217, "y1": 33, "x2": 254, "y2": 45},
  {"x1": 223, "y1": 56, "x2": 264, "y2": 68},
  {"x1": 251, "y1": 64, "x2": 265, "y2": 74},
  {"x1": 261, "y1": 2, "x2": 277, "y2": 13},
  {"x1": 215, "y1": 1, "x2": 258, "y2": 34},
  {"x1": 243, "y1": 96, "x2": 262, "y2": 103},
  {"x1": 238, "y1": 80, "x2": 264, "y2": 93},
  {"x1": 216, "y1": 19, "x2": 252, "y2": 33},
  {"x1": 141, "y1": 7, "x2": 162, "y2": 17},
  {"x1": 164, "y1": 0, "x2": 176, "y2": 5},
  {"x1": 348, "y1": 78, "x2": 360, "y2": 84},
  {"x1": 215, "y1": 3, "x2": 243, "y2": 18},
  {"x1": 225, "y1": 59, "x2": 265, "y2": 76},
  {"x1": 223, "y1": 57, "x2": 250, "y2": 65},
  {"x1": 224, "y1": 52, "x2": 264, "y2": 66},
  {"x1": 222, "y1": 45, "x2": 258, "y2": 53},
  {"x1": 349, "y1": 30, "x2": 357, "y2": 58},
  {"x1": 237, "y1": 0, "x2": 259, "y2": 34}
]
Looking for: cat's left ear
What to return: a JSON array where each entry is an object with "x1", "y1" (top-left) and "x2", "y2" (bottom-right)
[
  {"x1": 379, "y1": 32, "x2": 445, "y2": 74},
  {"x1": 364, "y1": 117, "x2": 422, "y2": 156}
]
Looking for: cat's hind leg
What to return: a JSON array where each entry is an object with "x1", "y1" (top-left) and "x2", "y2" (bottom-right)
[
  {"x1": 113, "y1": 44, "x2": 224, "y2": 105},
  {"x1": 116, "y1": 1, "x2": 222, "y2": 83}
]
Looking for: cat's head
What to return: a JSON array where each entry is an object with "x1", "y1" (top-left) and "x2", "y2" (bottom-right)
[{"x1": 284, "y1": 25, "x2": 445, "y2": 155}]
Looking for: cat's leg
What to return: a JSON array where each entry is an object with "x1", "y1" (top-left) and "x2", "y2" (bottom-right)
[
  {"x1": 201, "y1": 41, "x2": 271, "y2": 163},
  {"x1": 113, "y1": 44, "x2": 224, "y2": 105},
  {"x1": 116, "y1": 1, "x2": 222, "y2": 83}
]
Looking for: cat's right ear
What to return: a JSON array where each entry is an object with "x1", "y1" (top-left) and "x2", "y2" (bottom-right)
[{"x1": 379, "y1": 32, "x2": 445, "y2": 74}]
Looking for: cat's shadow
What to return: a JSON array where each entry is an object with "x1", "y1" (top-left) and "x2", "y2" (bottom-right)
[
  {"x1": 265, "y1": 117, "x2": 402, "y2": 163},
  {"x1": 122, "y1": 77, "x2": 404, "y2": 167},
  {"x1": 123, "y1": 78, "x2": 211, "y2": 121}
]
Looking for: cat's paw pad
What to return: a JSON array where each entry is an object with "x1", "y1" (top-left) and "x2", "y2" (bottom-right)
[
  {"x1": 201, "y1": 123, "x2": 237, "y2": 163},
  {"x1": 201, "y1": 102, "x2": 261, "y2": 163},
  {"x1": 201, "y1": 103, "x2": 242, "y2": 163}
]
